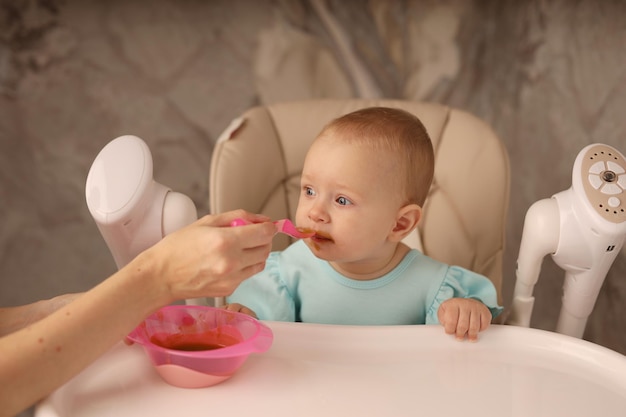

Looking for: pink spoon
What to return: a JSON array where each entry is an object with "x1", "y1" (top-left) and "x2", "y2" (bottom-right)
[{"x1": 230, "y1": 218, "x2": 315, "y2": 239}]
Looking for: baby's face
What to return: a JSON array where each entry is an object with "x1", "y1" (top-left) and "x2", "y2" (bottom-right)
[{"x1": 295, "y1": 136, "x2": 405, "y2": 270}]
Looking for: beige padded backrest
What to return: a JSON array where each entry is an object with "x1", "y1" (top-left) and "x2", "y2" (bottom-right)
[{"x1": 210, "y1": 99, "x2": 510, "y2": 303}]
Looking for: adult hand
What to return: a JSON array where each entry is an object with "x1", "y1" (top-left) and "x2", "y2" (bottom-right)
[
  {"x1": 140, "y1": 210, "x2": 276, "y2": 304},
  {"x1": 437, "y1": 298, "x2": 492, "y2": 342},
  {"x1": 0, "y1": 209, "x2": 275, "y2": 417}
]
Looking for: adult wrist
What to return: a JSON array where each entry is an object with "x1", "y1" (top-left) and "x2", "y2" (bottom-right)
[{"x1": 122, "y1": 250, "x2": 174, "y2": 312}]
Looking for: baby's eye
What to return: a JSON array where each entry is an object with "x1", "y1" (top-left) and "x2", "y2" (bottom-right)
[
  {"x1": 304, "y1": 186, "x2": 316, "y2": 197},
  {"x1": 336, "y1": 196, "x2": 352, "y2": 206}
]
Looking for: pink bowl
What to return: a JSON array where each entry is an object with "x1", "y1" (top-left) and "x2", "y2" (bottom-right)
[{"x1": 127, "y1": 305, "x2": 273, "y2": 388}]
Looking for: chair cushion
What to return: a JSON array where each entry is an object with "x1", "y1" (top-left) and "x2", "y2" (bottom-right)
[{"x1": 210, "y1": 99, "x2": 509, "y2": 302}]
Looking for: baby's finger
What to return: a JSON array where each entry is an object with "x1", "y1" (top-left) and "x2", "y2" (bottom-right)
[
  {"x1": 441, "y1": 304, "x2": 459, "y2": 335},
  {"x1": 222, "y1": 303, "x2": 258, "y2": 319},
  {"x1": 467, "y1": 310, "x2": 482, "y2": 342},
  {"x1": 480, "y1": 309, "x2": 492, "y2": 331},
  {"x1": 455, "y1": 308, "x2": 471, "y2": 340}
]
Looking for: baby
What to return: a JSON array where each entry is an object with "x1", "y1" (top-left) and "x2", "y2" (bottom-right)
[{"x1": 226, "y1": 107, "x2": 502, "y2": 341}]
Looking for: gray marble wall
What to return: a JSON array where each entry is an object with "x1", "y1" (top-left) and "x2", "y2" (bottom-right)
[{"x1": 1, "y1": 0, "x2": 625, "y2": 365}]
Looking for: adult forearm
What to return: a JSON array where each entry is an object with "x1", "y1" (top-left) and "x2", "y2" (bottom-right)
[
  {"x1": 0, "y1": 293, "x2": 83, "y2": 337},
  {"x1": 0, "y1": 253, "x2": 169, "y2": 417},
  {"x1": 0, "y1": 303, "x2": 40, "y2": 337}
]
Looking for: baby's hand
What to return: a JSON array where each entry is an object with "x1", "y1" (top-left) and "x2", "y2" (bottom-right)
[
  {"x1": 222, "y1": 303, "x2": 258, "y2": 319},
  {"x1": 437, "y1": 298, "x2": 492, "y2": 342}
]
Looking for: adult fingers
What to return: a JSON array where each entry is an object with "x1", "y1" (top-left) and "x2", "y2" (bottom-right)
[
  {"x1": 233, "y1": 222, "x2": 276, "y2": 249},
  {"x1": 237, "y1": 257, "x2": 268, "y2": 281},
  {"x1": 199, "y1": 210, "x2": 272, "y2": 228}
]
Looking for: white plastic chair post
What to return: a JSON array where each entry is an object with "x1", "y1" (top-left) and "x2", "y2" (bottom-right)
[
  {"x1": 508, "y1": 143, "x2": 626, "y2": 338},
  {"x1": 508, "y1": 198, "x2": 559, "y2": 328},
  {"x1": 86, "y1": 135, "x2": 200, "y2": 303}
]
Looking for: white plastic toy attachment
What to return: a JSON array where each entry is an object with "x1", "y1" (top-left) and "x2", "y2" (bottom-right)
[
  {"x1": 509, "y1": 143, "x2": 626, "y2": 338},
  {"x1": 85, "y1": 135, "x2": 197, "y2": 269}
]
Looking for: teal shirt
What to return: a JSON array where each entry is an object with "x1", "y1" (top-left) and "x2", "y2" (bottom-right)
[{"x1": 228, "y1": 240, "x2": 502, "y2": 325}]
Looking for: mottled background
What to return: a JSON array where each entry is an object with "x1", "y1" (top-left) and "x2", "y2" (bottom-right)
[{"x1": 1, "y1": 0, "x2": 625, "y2": 410}]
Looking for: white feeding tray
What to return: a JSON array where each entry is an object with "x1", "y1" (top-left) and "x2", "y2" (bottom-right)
[{"x1": 37, "y1": 323, "x2": 626, "y2": 417}]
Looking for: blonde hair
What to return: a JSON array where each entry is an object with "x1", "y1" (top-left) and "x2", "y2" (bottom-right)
[{"x1": 317, "y1": 107, "x2": 434, "y2": 207}]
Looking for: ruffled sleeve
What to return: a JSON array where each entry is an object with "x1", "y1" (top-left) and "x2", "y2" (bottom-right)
[
  {"x1": 227, "y1": 253, "x2": 296, "y2": 322},
  {"x1": 425, "y1": 266, "x2": 503, "y2": 325}
]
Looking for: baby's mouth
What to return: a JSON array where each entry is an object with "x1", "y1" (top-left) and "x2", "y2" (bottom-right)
[{"x1": 311, "y1": 231, "x2": 333, "y2": 242}]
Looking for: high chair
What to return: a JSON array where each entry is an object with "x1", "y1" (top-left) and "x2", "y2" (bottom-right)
[
  {"x1": 209, "y1": 99, "x2": 510, "y2": 308},
  {"x1": 54, "y1": 101, "x2": 625, "y2": 417}
]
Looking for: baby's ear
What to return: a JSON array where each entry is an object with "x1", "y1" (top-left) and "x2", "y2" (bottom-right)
[{"x1": 389, "y1": 204, "x2": 422, "y2": 242}]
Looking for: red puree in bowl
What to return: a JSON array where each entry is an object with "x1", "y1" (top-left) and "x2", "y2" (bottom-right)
[{"x1": 150, "y1": 331, "x2": 240, "y2": 352}]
